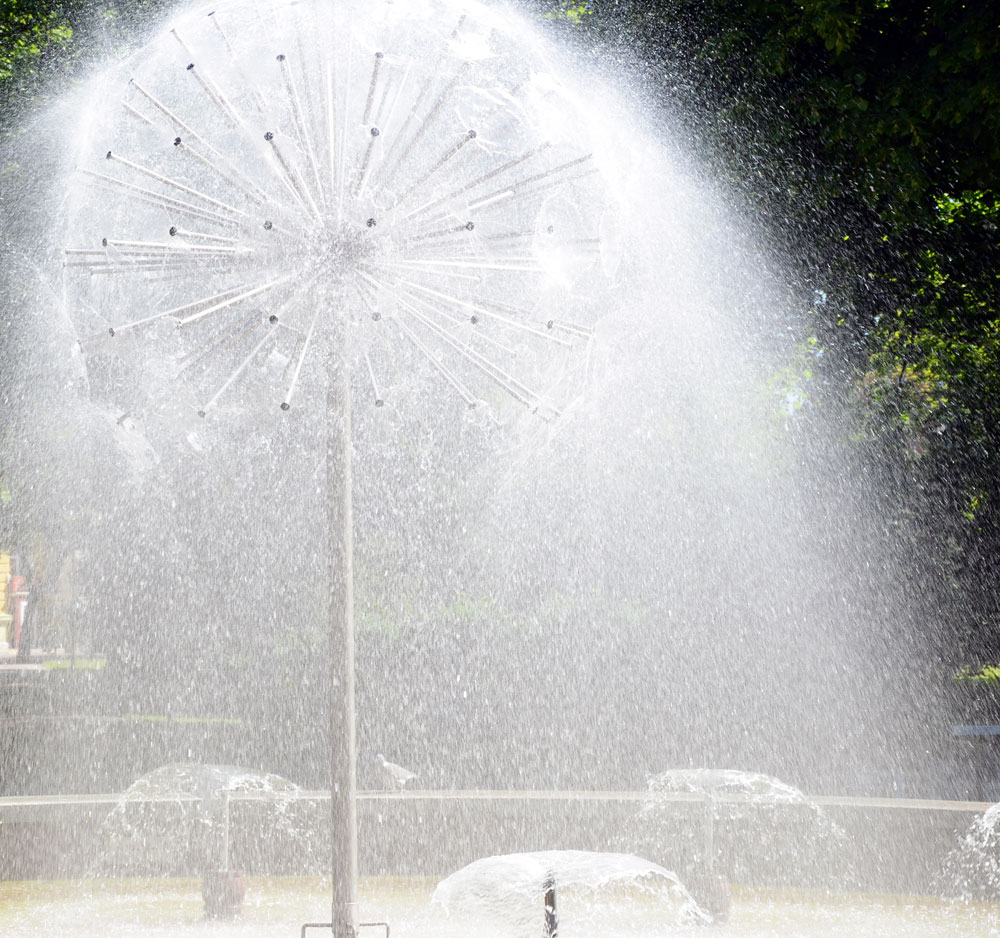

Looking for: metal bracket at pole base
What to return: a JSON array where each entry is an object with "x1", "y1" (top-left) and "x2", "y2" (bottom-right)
[{"x1": 301, "y1": 922, "x2": 390, "y2": 938}]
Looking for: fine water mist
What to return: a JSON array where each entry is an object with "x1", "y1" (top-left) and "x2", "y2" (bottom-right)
[{"x1": 2, "y1": 0, "x2": 950, "y2": 828}]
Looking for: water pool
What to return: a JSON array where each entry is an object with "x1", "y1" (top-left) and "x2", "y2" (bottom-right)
[{"x1": 1, "y1": 877, "x2": 996, "y2": 938}]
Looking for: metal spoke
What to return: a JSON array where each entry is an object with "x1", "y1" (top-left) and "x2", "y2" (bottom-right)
[
  {"x1": 158, "y1": 284, "x2": 257, "y2": 320},
  {"x1": 172, "y1": 29, "x2": 247, "y2": 130},
  {"x1": 546, "y1": 318, "x2": 595, "y2": 338},
  {"x1": 363, "y1": 349, "x2": 384, "y2": 407},
  {"x1": 80, "y1": 169, "x2": 237, "y2": 228},
  {"x1": 208, "y1": 10, "x2": 270, "y2": 117},
  {"x1": 353, "y1": 127, "x2": 382, "y2": 197},
  {"x1": 404, "y1": 221, "x2": 477, "y2": 243},
  {"x1": 389, "y1": 129, "x2": 478, "y2": 209},
  {"x1": 277, "y1": 53, "x2": 326, "y2": 205},
  {"x1": 324, "y1": 59, "x2": 339, "y2": 203},
  {"x1": 396, "y1": 283, "x2": 517, "y2": 357},
  {"x1": 264, "y1": 130, "x2": 322, "y2": 220},
  {"x1": 122, "y1": 100, "x2": 156, "y2": 127},
  {"x1": 464, "y1": 156, "x2": 594, "y2": 213},
  {"x1": 101, "y1": 238, "x2": 249, "y2": 255},
  {"x1": 391, "y1": 315, "x2": 480, "y2": 410},
  {"x1": 167, "y1": 228, "x2": 240, "y2": 244},
  {"x1": 373, "y1": 61, "x2": 471, "y2": 190},
  {"x1": 127, "y1": 80, "x2": 272, "y2": 205},
  {"x1": 402, "y1": 143, "x2": 550, "y2": 221},
  {"x1": 171, "y1": 136, "x2": 268, "y2": 206},
  {"x1": 335, "y1": 37, "x2": 354, "y2": 222},
  {"x1": 361, "y1": 52, "x2": 385, "y2": 127},
  {"x1": 66, "y1": 259, "x2": 235, "y2": 275},
  {"x1": 176, "y1": 310, "x2": 262, "y2": 378},
  {"x1": 399, "y1": 296, "x2": 555, "y2": 417},
  {"x1": 105, "y1": 151, "x2": 248, "y2": 220},
  {"x1": 197, "y1": 320, "x2": 280, "y2": 416},
  {"x1": 281, "y1": 302, "x2": 321, "y2": 411},
  {"x1": 176, "y1": 277, "x2": 292, "y2": 327},
  {"x1": 398, "y1": 279, "x2": 572, "y2": 346}
]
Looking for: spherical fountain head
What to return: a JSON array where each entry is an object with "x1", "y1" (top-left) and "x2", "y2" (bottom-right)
[{"x1": 62, "y1": 0, "x2": 626, "y2": 426}]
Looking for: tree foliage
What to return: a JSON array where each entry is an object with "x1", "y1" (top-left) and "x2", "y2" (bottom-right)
[
  {"x1": 3, "y1": 0, "x2": 1000, "y2": 672},
  {"x1": 0, "y1": 1, "x2": 76, "y2": 111},
  {"x1": 564, "y1": 0, "x2": 1000, "y2": 667},
  {"x1": 0, "y1": 0, "x2": 160, "y2": 119},
  {"x1": 0, "y1": 2, "x2": 72, "y2": 81}
]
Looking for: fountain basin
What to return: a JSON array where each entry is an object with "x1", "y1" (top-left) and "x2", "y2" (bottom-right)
[
  {"x1": 0, "y1": 876, "x2": 996, "y2": 937},
  {"x1": 0, "y1": 790, "x2": 988, "y2": 894}
]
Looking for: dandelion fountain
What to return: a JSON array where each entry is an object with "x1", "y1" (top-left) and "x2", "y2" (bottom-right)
[
  {"x1": 3, "y1": 0, "x2": 998, "y2": 935},
  {"x1": 61, "y1": 0, "x2": 618, "y2": 933}
]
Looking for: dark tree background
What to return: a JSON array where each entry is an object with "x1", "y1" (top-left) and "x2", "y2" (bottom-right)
[{"x1": 542, "y1": 0, "x2": 1000, "y2": 672}]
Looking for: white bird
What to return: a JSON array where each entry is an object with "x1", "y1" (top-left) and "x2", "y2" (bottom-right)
[{"x1": 377, "y1": 753, "x2": 418, "y2": 791}]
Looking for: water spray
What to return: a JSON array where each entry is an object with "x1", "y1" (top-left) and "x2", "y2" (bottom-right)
[{"x1": 62, "y1": 1, "x2": 619, "y2": 933}]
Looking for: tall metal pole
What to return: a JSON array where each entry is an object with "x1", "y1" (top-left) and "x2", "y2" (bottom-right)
[
  {"x1": 327, "y1": 319, "x2": 358, "y2": 938},
  {"x1": 703, "y1": 792, "x2": 714, "y2": 873},
  {"x1": 221, "y1": 790, "x2": 230, "y2": 871}
]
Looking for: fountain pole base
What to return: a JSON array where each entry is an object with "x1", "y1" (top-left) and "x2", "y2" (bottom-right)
[
  {"x1": 687, "y1": 872, "x2": 731, "y2": 923},
  {"x1": 202, "y1": 869, "x2": 247, "y2": 919}
]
